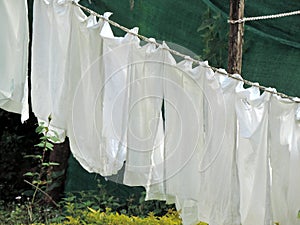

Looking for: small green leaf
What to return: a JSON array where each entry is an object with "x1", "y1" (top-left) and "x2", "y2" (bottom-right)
[
  {"x1": 46, "y1": 179, "x2": 53, "y2": 183},
  {"x1": 45, "y1": 142, "x2": 54, "y2": 150},
  {"x1": 24, "y1": 154, "x2": 42, "y2": 159},
  {"x1": 42, "y1": 163, "x2": 50, "y2": 166},
  {"x1": 35, "y1": 142, "x2": 45, "y2": 148},
  {"x1": 35, "y1": 125, "x2": 45, "y2": 134},
  {"x1": 32, "y1": 180, "x2": 42, "y2": 185},
  {"x1": 49, "y1": 162, "x2": 60, "y2": 166},
  {"x1": 23, "y1": 172, "x2": 39, "y2": 177},
  {"x1": 197, "y1": 18, "x2": 215, "y2": 32},
  {"x1": 40, "y1": 136, "x2": 48, "y2": 141}
]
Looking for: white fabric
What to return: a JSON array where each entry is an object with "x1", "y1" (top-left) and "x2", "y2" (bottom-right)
[
  {"x1": 163, "y1": 59, "x2": 206, "y2": 225},
  {"x1": 0, "y1": 0, "x2": 29, "y2": 122},
  {"x1": 195, "y1": 71, "x2": 240, "y2": 225},
  {"x1": 31, "y1": 0, "x2": 138, "y2": 176},
  {"x1": 65, "y1": 6, "x2": 107, "y2": 174},
  {"x1": 123, "y1": 42, "x2": 168, "y2": 190},
  {"x1": 269, "y1": 96, "x2": 300, "y2": 225},
  {"x1": 70, "y1": 16, "x2": 140, "y2": 176},
  {"x1": 164, "y1": 59, "x2": 204, "y2": 200},
  {"x1": 158, "y1": 66, "x2": 241, "y2": 225},
  {"x1": 31, "y1": 0, "x2": 74, "y2": 140},
  {"x1": 235, "y1": 84, "x2": 272, "y2": 225}
]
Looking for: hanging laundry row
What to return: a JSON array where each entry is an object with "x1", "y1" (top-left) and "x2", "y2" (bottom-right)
[
  {"x1": 31, "y1": 1, "x2": 300, "y2": 225},
  {"x1": 1, "y1": 0, "x2": 300, "y2": 225},
  {"x1": 0, "y1": 0, "x2": 29, "y2": 122}
]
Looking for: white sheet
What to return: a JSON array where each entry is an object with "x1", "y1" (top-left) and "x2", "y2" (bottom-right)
[{"x1": 0, "y1": 0, "x2": 29, "y2": 122}]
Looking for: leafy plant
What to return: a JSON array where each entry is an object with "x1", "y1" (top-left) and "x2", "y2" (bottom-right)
[
  {"x1": 62, "y1": 180, "x2": 176, "y2": 219},
  {"x1": 197, "y1": 8, "x2": 228, "y2": 68},
  {"x1": 21, "y1": 116, "x2": 61, "y2": 223},
  {"x1": 24, "y1": 116, "x2": 60, "y2": 205},
  {"x1": 62, "y1": 207, "x2": 184, "y2": 225},
  {"x1": 0, "y1": 199, "x2": 63, "y2": 225},
  {"x1": 0, "y1": 183, "x2": 210, "y2": 225}
]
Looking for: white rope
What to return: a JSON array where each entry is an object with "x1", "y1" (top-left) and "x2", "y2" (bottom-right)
[
  {"x1": 72, "y1": 1, "x2": 300, "y2": 103},
  {"x1": 228, "y1": 10, "x2": 300, "y2": 24}
]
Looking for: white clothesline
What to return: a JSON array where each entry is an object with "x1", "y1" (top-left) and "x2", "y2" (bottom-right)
[
  {"x1": 72, "y1": 1, "x2": 300, "y2": 103},
  {"x1": 228, "y1": 9, "x2": 300, "y2": 24}
]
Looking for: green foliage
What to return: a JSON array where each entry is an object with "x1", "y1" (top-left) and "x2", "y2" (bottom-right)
[
  {"x1": 24, "y1": 117, "x2": 60, "y2": 206},
  {"x1": 62, "y1": 181, "x2": 174, "y2": 218},
  {"x1": 0, "y1": 191, "x2": 209, "y2": 225},
  {"x1": 0, "y1": 200, "x2": 62, "y2": 225},
  {"x1": 197, "y1": 8, "x2": 228, "y2": 68},
  {"x1": 7, "y1": 117, "x2": 62, "y2": 224},
  {"x1": 63, "y1": 207, "x2": 183, "y2": 225}
]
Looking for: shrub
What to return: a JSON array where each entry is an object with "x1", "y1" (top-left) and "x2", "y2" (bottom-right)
[
  {"x1": 63, "y1": 182, "x2": 175, "y2": 218},
  {"x1": 63, "y1": 207, "x2": 183, "y2": 225},
  {"x1": 0, "y1": 200, "x2": 208, "y2": 225}
]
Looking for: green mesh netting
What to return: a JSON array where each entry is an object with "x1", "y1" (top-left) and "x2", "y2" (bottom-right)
[
  {"x1": 204, "y1": 0, "x2": 300, "y2": 96},
  {"x1": 65, "y1": 0, "x2": 300, "y2": 192},
  {"x1": 65, "y1": 154, "x2": 143, "y2": 200}
]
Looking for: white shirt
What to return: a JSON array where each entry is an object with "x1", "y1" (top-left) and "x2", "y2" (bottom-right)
[
  {"x1": 196, "y1": 70, "x2": 240, "y2": 225},
  {"x1": 235, "y1": 83, "x2": 272, "y2": 225},
  {"x1": 269, "y1": 96, "x2": 300, "y2": 225},
  {"x1": 163, "y1": 59, "x2": 206, "y2": 225},
  {"x1": 0, "y1": 0, "x2": 29, "y2": 122},
  {"x1": 31, "y1": 0, "x2": 74, "y2": 140},
  {"x1": 69, "y1": 12, "x2": 140, "y2": 176},
  {"x1": 123, "y1": 42, "x2": 169, "y2": 191},
  {"x1": 32, "y1": 0, "x2": 138, "y2": 176}
]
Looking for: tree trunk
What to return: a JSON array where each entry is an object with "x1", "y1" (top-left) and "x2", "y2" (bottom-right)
[{"x1": 227, "y1": 0, "x2": 245, "y2": 74}]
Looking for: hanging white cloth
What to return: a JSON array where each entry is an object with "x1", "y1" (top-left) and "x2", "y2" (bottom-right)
[
  {"x1": 31, "y1": 0, "x2": 75, "y2": 140},
  {"x1": 153, "y1": 65, "x2": 241, "y2": 225},
  {"x1": 32, "y1": 0, "x2": 141, "y2": 176},
  {"x1": 269, "y1": 96, "x2": 300, "y2": 225},
  {"x1": 0, "y1": 0, "x2": 29, "y2": 122},
  {"x1": 70, "y1": 18, "x2": 141, "y2": 176},
  {"x1": 194, "y1": 70, "x2": 241, "y2": 225},
  {"x1": 65, "y1": 6, "x2": 108, "y2": 174},
  {"x1": 123, "y1": 42, "x2": 168, "y2": 190},
  {"x1": 235, "y1": 84, "x2": 273, "y2": 225},
  {"x1": 162, "y1": 59, "x2": 206, "y2": 225}
]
